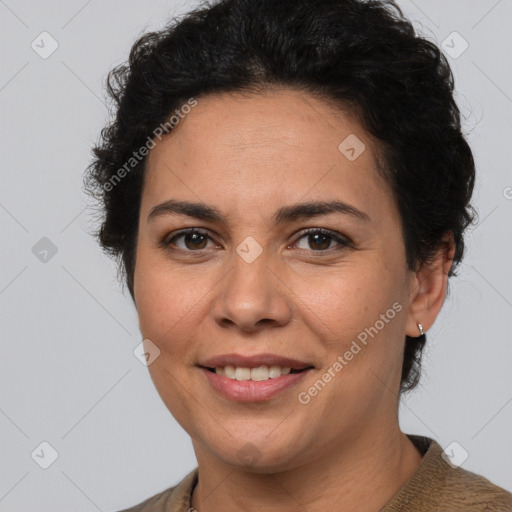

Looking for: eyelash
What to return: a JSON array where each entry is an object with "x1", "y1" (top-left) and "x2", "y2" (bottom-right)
[{"x1": 161, "y1": 227, "x2": 352, "y2": 254}]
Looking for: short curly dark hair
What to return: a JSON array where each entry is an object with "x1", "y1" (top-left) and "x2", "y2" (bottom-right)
[{"x1": 84, "y1": 0, "x2": 477, "y2": 394}]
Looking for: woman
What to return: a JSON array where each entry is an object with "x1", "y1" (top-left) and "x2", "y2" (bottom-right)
[{"x1": 84, "y1": 0, "x2": 512, "y2": 510}]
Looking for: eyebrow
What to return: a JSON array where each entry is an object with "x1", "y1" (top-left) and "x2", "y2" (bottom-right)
[{"x1": 147, "y1": 199, "x2": 371, "y2": 225}]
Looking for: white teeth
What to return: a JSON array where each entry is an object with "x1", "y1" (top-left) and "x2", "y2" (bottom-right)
[
  {"x1": 268, "y1": 365, "x2": 282, "y2": 378},
  {"x1": 235, "y1": 367, "x2": 251, "y2": 381},
  {"x1": 251, "y1": 366, "x2": 269, "y2": 381},
  {"x1": 224, "y1": 365, "x2": 236, "y2": 379},
  {"x1": 214, "y1": 365, "x2": 294, "y2": 381}
]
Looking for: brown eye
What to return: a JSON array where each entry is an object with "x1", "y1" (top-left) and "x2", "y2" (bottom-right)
[
  {"x1": 293, "y1": 229, "x2": 351, "y2": 252},
  {"x1": 165, "y1": 229, "x2": 214, "y2": 251},
  {"x1": 162, "y1": 227, "x2": 351, "y2": 254}
]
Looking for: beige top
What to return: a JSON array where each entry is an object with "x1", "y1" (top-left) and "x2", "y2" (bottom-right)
[{"x1": 118, "y1": 435, "x2": 512, "y2": 511}]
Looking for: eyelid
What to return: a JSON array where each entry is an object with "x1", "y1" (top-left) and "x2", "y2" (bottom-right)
[
  {"x1": 290, "y1": 227, "x2": 352, "y2": 251},
  {"x1": 162, "y1": 228, "x2": 217, "y2": 249},
  {"x1": 162, "y1": 227, "x2": 352, "y2": 253}
]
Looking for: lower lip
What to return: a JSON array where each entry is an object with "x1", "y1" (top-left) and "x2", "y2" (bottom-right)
[{"x1": 200, "y1": 367, "x2": 312, "y2": 402}]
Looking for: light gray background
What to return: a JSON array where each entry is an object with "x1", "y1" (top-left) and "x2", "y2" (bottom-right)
[{"x1": 1, "y1": 1, "x2": 511, "y2": 510}]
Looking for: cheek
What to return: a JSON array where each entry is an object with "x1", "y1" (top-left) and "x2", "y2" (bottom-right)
[
  {"x1": 134, "y1": 246, "x2": 204, "y2": 341},
  {"x1": 137, "y1": 283, "x2": 197, "y2": 355},
  {"x1": 135, "y1": 262, "x2": 202, "y2": 426},
  {"x1": 290, "y1": 261, "x2": 397, "y2": 337},
  {"x1": 145, "y1": 355, "x2": 195, "y2": 432},
  {"x1": 292, "y1": 260, "x2": 406, "y2": 385}
]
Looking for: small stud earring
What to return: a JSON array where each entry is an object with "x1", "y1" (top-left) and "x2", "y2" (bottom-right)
[{"x1": 417, "y1": 323, "x2": 424, "y2": 337}]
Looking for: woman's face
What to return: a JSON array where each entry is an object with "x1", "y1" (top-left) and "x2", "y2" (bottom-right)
[{"x1": 134, "y1": 88, "x2": 420, "y2": 471}]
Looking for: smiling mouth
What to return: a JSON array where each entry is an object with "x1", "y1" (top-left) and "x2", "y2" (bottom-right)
[{"x1": 200, "y1": 365, "x2": 314, "y2": 381}]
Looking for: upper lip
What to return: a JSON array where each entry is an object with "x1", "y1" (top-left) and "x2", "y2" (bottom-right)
[{"x1": 199, "y1": 353, "x2": 313, "y2": 370}]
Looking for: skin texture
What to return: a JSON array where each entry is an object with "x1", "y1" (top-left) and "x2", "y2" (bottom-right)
[{"x1": 133, "y1": 88, "x2": 455, "y2": 512}]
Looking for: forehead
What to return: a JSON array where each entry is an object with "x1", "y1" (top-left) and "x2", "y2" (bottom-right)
[
  {"x1": 142, "y1": 88, "x2": 393, "y2": 226},
  {"x1": 165, "y1": 88, "x2": 365, "y2": 151}
]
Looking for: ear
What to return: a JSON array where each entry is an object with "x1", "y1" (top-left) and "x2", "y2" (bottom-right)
[{"x1": 405, "y1": 231, "x2": 456, "y2": 337}]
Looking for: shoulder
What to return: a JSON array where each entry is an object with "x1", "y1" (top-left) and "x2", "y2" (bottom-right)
[
  {"x1": 115, "y1": 468, "x2": 198, "y2": 512},
  {"x1": 384, "y1": 435, "x2": 512, "y2": 512},
  {"x1": 116, "y1": 486, "x2": 177, "y2": 512},
  {"x1": 438, "y1": 463, "x2": 512, "y2": 511}
]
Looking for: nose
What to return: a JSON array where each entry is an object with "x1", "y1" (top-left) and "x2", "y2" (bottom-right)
[{"x1": 210, "y1": 245, "x2": 293, "y2": 333}]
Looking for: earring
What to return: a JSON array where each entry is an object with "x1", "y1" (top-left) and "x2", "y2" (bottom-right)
[{"x1": 417, "y1": 323, "x2": 425, "y2": 337}]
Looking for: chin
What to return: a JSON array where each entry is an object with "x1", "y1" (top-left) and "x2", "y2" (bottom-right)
[{"x1": 206, "y1": 434, "x2": 309, "y2": 474}]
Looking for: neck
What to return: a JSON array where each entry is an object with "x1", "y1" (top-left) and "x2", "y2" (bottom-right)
[{"x1": 190, "y1": 426, "x2": 423, "y2": 512}]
